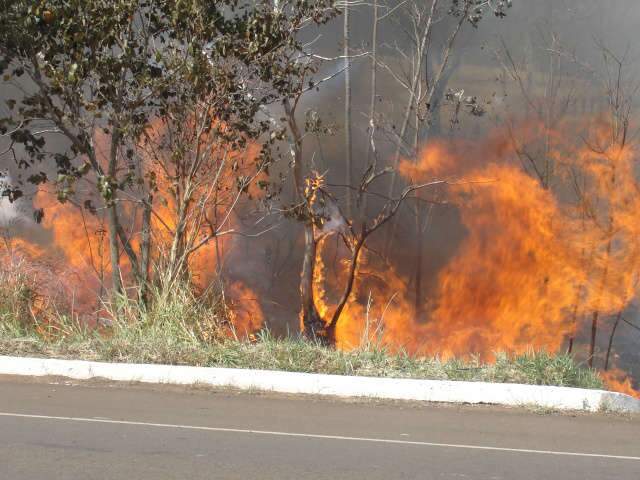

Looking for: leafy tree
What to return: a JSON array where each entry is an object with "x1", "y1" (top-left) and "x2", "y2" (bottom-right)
[{"x1": 0, "y1": 0, "x2": 338, "y2": 296}]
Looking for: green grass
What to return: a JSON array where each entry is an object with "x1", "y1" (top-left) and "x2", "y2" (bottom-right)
[
  {"x1": 0, "y1": 264, "x2": 604, "y2": 390},
  {"x1": 0, "y1": 319, "x2": 604, "y2": 389}
]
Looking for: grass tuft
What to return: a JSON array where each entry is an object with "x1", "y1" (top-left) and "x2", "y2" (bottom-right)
[
  {"x1": 0, "y1": 322, "x2": 604, "y2": 390},
  {"x1": 0, "y1": 266, "x2": 604, "y2": 390}
]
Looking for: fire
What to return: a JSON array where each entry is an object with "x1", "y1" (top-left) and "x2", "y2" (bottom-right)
[
  {"x1": 427, "y1": 163, "x2": 585, "y2": 356},
  {"x1": 35, "y1": 191, "x2": 110, "y2": 313},
  {"x1": 0, "y1": 121, "x2": 265, "y2": 336},
  {"x1": 2, "y1": 111, "x2": 639, "y2": 397},
  {"x1": 313, "y1": 118, "x2": 640, "y2": 396},
  {"x1": 140, "y1": 118, "x2": 266, "y2": 335},
  {"x1": 226, "y1": 280, "x2": 264, "y2": 338},
  {"x1": 0, "y1": 190, "x2": 108, "y2": 319},
  {"x1": 602, "y1": 369, "x2": 640, "y2": 399}
]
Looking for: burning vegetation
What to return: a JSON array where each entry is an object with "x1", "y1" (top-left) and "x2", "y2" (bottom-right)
[{"x1": 1, "y1": 1, "x2": 639, "y2": 397}]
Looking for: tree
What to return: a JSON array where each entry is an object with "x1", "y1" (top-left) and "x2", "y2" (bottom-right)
[
  {"x1": 308, "y1": 170, "x2": 446, "y2": 343},
  {"x1": 570, "y1": 44, "x2": 637, "y2": 368},
  {"x1": 0, "y1": 0, "x2": 338, "y2": 301},
  {"x1": 371, "y1": 0, "x2": 511, "y2": 311},
  {"x1": 342, "y1": 0, "x2": 353, "y2": 218},
  {"x1": 279, "y1": 0, "x2": 512, "y2": 342}
]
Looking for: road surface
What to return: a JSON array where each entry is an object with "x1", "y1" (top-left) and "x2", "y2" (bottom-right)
[{"x1": 0, "y1": 375, "x2": 638, "y2": 479}]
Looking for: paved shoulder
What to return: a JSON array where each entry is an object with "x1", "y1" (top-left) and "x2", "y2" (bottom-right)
[{"x1": 1, "y1": 377, "x2": 638, "y2": 479}]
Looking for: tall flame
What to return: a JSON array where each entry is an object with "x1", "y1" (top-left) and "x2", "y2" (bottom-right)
[
  {"x1": 0, "y1": 122, "x2": 264, "y2": 336},
  {"x1": 316, "y1": 118, "x2": 639, "y2": 397}
]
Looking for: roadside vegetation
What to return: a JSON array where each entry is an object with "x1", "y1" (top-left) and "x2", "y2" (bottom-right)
[
  {"x1": 0, "y1": 320, "x2": 606, "y2": 390},
  {"x1": 2, "y1": 1, "x2": 637, "y2": 396},
  {"x1": 0, "y1": 266, "x2": 603, "y2": 390}
]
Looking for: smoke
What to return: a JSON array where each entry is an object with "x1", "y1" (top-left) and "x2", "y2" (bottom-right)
[
  {"x1": 0, "y1": 173, "x2": 34, "y2": 237},
  {"x1": 3, "y1": 1, "x2": 640, "y2": 387},
  {"x1": 0, "y1": 175, "x2": 19, "y2": 223}
]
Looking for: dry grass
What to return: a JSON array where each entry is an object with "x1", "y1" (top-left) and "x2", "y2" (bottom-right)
[
  {"x1": 0, "y1": 324, "x2": 604, "y2": 390},
  {"x1": 0, "y1": 262, "x2": 604, "y2": 390}
]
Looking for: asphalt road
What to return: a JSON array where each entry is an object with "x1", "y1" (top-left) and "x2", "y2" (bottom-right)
[{"x1": 0, "y1": 376, "x2": 638, "y2": 479}]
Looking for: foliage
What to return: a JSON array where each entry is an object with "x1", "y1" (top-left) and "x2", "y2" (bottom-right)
[
  {"x1": 450, "y1": 0, "x2": 512, "y2": 26},
  {"x1": 0, "y1": 0, "x2": 339, "y2": 293},
  {"x1": 0, "y1": 0, "x2": 338, "y2": 198}
]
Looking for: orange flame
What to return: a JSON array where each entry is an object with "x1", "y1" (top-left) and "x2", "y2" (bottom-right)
[
  {"x1": 315, "y1": 118, "x2": 639, "y2": 396},
  {"x1": 1, "y1": 121, "x2": 264, "y2": 336},
  {"x1": 601, "y1": 369, "x2": 639, "y2": 399}
]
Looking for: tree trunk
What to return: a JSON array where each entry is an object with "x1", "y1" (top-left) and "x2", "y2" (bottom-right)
[
  {"x1": 414, "y1": 207, "x2": 424, "y2": 316},
  {"x1": 604, "y1": 310, "x2": 622, "y2": 371},
  {"x1": 168, "y1": 196, "x2": 190, "y2": 285},
  {"x1": 300, "y1": 225, "x2": 325, "y2": 340},
  {"x1": 107, "y1": 127, "x2": 123, "y2": 296},
  {"x1": 107, "y1": 205, "x2": 123, "y2": 295},
  {"x1": 567, "y1": 299, "x2": 579, "y2": 354},
  {"x1": 326, "y1": 236, "x2": 366, "y2": 344},
  {"x1": 284, "y1": 98, "x2": 324, "y2": 339},
  {"x1": 589, "y1": 238, "x2": 613, "y2": 368},
  {"x1": 360, "y1": 0, "x2": 378, "y2": 220},
  {"x1": 344, "y1": 2, "x2": 353, "y2": 218},
  {"x1": 588, "y1": 310, "x2": 599, "y2": 368},
  {"x1": 138, "y1": 196, "x2": 152, "y2": 300}
]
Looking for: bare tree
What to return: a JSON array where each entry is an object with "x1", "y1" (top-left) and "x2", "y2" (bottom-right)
[
  {"x1": 137, "y1": 104, "x2": 269, "y2": 292},
  {"x1": 371, "y1": 0, "x2": 511, "y2": 314},
  {"x1": 318, "y1": 173, "x2": 446, "y2": 343},
  {"x1": 554, "y1": 42, "x2": 639, "y2": 368},
  {"x1": 585, "y1": 45, "x2": 635, "y2": 368}
]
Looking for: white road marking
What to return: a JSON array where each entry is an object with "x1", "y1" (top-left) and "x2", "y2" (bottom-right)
[{"x1": 0, "y1": 411, "x2": 638, "y2": 461}]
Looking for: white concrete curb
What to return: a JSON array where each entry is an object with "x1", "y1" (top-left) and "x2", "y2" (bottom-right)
[{"x1": 1, "y1": 355, "x2": 638, "y2": 413}]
